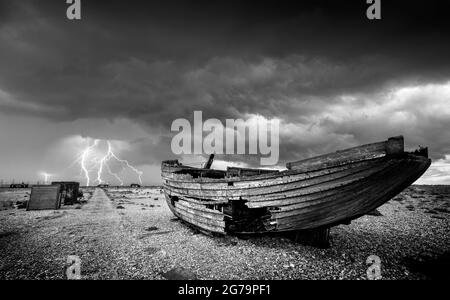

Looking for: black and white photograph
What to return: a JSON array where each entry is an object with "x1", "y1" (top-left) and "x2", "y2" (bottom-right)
[{"x1": 0, "y1": 0, "x2": 449, "y2": 286}]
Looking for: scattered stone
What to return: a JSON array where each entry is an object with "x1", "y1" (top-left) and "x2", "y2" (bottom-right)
[
  {"x1": 0, "y1": 185, "x2": 448, "y2": 280},
  {"x1": 366, "y1": 209, "x2": 383, "y2": 216},
  {"x1": 0, "y1": 231, "x2": 18, "y2": 239},
  {"x1": 16, "y1": 200, "x2": 28, "y2": 209},
  {"x1": 138, "y1": 230, "x2": 173, "y2": 239},
  {"x1": 406, "y1": 205, "x2": 415, "y2": 211},
  {"x1": 162, "y1": 267, "x2": 197, "y2": 280},
  {"x1": 434, "y1": 207, "x2": 449, "y2": 214},
  {"x1": 144, "y1": 247, "x2": 161, "y2": 255}
]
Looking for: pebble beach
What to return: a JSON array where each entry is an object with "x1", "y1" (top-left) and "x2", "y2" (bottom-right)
[{"x1": 0, "y1": 185, "x2": 448, "y2": 280}]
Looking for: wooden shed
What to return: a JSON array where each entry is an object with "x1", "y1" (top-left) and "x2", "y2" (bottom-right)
[
  {"x1": 51, "y1": 181, "x2": 80, "y2": 205},
  {"x1": 27, "y1": 185, "x2": 62, "y2": 211}
]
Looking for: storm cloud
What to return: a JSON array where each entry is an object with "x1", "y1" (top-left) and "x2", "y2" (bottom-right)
[{"x1": 0, "y1": 0, "x2": 449, "y2": 184}]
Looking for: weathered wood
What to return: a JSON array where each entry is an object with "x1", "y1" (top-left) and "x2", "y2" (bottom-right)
[
  {"x1": 173, "y1": 208, "x2": 225, "y2": 233},
  {"x1": 274, "y1": 159, "x2": 429, "y2": 231},
  {"x1": 285, "y1": 136, "x2": 404, "y2": 171},
  {"x1": 164, "y1": 159, "x2": 389, "y2": 200},
  {"x1": 27, "y1": 185, "x2": 62, "y2": 211},
  {"x1": 162, "y1": 157, "x2": 386, "y2": 192},
  {"x1": 161, "y1": 136, "x2": 430, "y2": 239},
  {"x1": 177, "y1": 199, "x2": 224, "y2": 215},
  {"x1": 271, "y1": 167, "x2": 408, "y2": 229},
  {"x1": 386, "y1": 136, "x2": 404, "y2": 155},
  {"x1": 226, "y1": 167, "x2": 279, "y2": 177},
  {"x1": 176, "y1": 201, "x2": 225, "y2": 221},
  {"x1": 162, "y1": 156, "x2": 384, "y2": 186},
  {"x1": 51, "y1": 181, "x2": 80, "y2": 205},
  {"x1": 175, "y1": 204, "x2": 226, "y2": 226},
  {"x1": 204, "y1": 154, "x2": 215, "y2": 169}
]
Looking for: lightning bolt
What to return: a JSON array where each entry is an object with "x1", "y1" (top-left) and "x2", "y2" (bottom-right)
[
  {"x1": 80, "y1": 139, "x2": 99, "y2": 186},
  {"x1": 78, "y1": 139, "x2": 143, "y2": 186},
  {"x1": 105, "y1": 141, "x2": 143, "y2": 185},
  {"x1": 96, "y1": 141, "x2": 125, "y2": 186},
  {"x1": 41, "y1": 172, "x2": 51, "y2": 185},
  {"x1": 105, "y1": 163, "x2": 124, "y2": 186}
]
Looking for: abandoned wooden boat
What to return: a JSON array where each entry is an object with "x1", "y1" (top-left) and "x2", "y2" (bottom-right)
[{"x1": 161, "y1": 136, "x2": 431, "y2": 235}]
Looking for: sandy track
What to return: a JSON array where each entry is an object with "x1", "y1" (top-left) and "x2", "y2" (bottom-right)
[{"x1": 0, "y1": 188, "x2": 165, "y2": 279}]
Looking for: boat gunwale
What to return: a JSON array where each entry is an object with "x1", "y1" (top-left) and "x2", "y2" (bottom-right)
[
  {"x1": 161, "y1": 150, "x2": 424, "y2": 185},
  {"x1": 162, "y1": 156, "x2": 429, "y2": 199},
  {"x1": 162, "y1": 155, "x2": 390, "y2": 184}
]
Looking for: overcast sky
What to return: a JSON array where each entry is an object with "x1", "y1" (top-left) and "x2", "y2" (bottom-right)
[{"x1": 0, "y1": 0, "x2": 449, "y2": 185}]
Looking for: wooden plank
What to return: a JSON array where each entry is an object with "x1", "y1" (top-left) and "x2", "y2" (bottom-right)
[
  {"x1": 161, "y1": 156, "x2": 383, "y2": 187},
  {"x1": 27, "y1": 185, "x2": 61, "y2": 211},
  {"x1": 177, "y1": 200, "x2": 225, "y2": 216},
  {"x1": 272, "y1": 161, "x2": 413, "y2": 228},
  {"x1": 226, "y1": 167, "x2": 279, "y2": 177},
  {"x1": 161, "y1": 137, "x2": 430, "y2": 235},
  {"x1": 170, "y1": 195, "x2": 228, "y2": 205},
  {"x1": 272, "y1": 164, "x2": 408, "y2": 224},
  {"x1": 274, "y1": 158, "x2": 429, "y2": 231},
  {"x1": 163, "y1": 159, "x2": 382, "y2": 197},
  {"x1": 160, "y1": 137, "x2": 403, "y2": 183},
  {"x1": 246, "y1": 159, "x2": 397, "y2": 208},
  {"x1": 261, "y1": 159, "x2": 412, "y2": 230},
  {"x1": 175, "y1": 205, "x2": 226, "y2": 227},
  {"x1": 164, "y1": 159, "x2": 389, "y2": 201},
  {"x1": 173, "y1": 209, "x2": 225, "y2": 233},
  {"x1": 162, "y1": 157, "x2": 385, "y2": 191},
  {"x1": 286, "y1": 141, "x2": 387, "y2": 171},
  {"x1": 176, "y1": 201, "x2": 225, "y2": 221},
  {"x1": 204, "y1": 154, "x2": 215, "y2": 169}
]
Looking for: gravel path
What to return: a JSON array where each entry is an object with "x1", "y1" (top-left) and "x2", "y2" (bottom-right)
[
  {"x1": 0, "y1": 188, "x2": 166, "y2": 279},
  {"x1": 0, "y1": 186, "x2": 449, "y2": 280}
]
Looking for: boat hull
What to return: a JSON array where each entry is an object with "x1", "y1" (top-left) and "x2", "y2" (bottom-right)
[{"x1": 161, "y1": 136, "x2": 431, "y2": 234}]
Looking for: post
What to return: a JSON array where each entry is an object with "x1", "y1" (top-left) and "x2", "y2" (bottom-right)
[
  {"x1": 204, "y1": 154, "x2": 215, "y2": 169},
  {"x1": 386, "y1": 136, "x2": 404, "y2": 155}
]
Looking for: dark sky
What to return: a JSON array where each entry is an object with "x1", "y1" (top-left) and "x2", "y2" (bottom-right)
[{"x1": 0, "y1": 0, "x2": 449, "y2": 185}]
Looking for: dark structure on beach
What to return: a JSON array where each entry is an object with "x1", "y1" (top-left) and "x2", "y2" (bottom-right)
[
  {"x1": 51, "y1": 181, "x2": 80, "y2": 205},
  {"x1": 162, "y1": 136, "x2": 431, "y2": 246},
  {"x1": 27, "y1": 185, "x2": 62, "y2": 211}
]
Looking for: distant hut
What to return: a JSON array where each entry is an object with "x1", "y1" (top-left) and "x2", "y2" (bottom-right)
[
  {"x1": 130, "y1": 183, "x2": 141, "y2": 188},
  {"x1": 10, "y1": 182, "x2": 28, "y2": 188}
]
